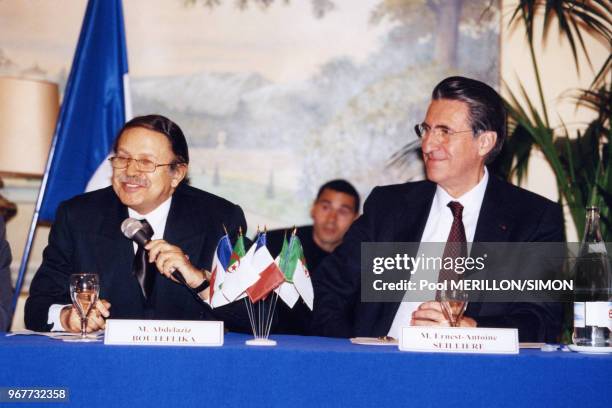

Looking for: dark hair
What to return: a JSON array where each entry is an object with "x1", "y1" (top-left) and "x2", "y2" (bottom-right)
[
  {"x1": 316, "y1": 179, "x2": 360, "y2": 213},
  {"x1": 432, "y1": 76, "x2": 506, "y2": 163},
  {"x1": 113, "y1": 114, "x2": 189, "y2": 167}
]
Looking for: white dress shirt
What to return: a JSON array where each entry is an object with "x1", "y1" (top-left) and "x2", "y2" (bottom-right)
[
  {"x1": 387, "y1": 168, "x2": 489, "y2": 339},
  {"x1": 47, "y1": 196, "x2": 173, "y2": 331}
]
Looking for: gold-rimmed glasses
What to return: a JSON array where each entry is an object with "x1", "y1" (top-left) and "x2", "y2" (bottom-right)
[{"x1": 108, "y1": 156, "x2": 185, "y2": 173}]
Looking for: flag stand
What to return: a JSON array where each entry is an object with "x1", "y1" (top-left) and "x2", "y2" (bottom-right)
[
  {"x1": 246, "y1": 338, "x2": 277, "y2": 346},
  {"x1": 244, "y1": 293, "x2": 279, "y2": 347}
]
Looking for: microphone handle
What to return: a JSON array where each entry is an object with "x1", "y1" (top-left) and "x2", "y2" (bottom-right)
[
  {"x1": 141, "y1": 239, "x2": 207, "y2": 305},
  {"x1": 172, "y1": 268, "x2": 208, "y2": 307},
  {"x1": 139, "y1": 234, "x2": 188, "y2": 286},
  {"x1": 171, "y1": 270, "x2": 188, "y2": 286}
]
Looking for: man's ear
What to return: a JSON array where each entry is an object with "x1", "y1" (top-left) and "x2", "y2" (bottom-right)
[
  {"x1": 170, "y1": 164, "x2": 188, "y2": 188},
  {"x1": 477, "y1": 131, "x2": 497, "y2": 158}
]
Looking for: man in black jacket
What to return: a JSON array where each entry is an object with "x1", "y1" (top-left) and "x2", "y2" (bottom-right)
[
  {"x1": 311, "y1": 76, "x2": 564, "y2": 342},
  {"x1": 266, "y1": 179, "x2": 360, "y2": 272},
  {"x1": 26, "y1": 115, "x2": 247, "y2": 333},
  {"x1": 267, "y1": 179, "x2": 360, "y2": 334}
]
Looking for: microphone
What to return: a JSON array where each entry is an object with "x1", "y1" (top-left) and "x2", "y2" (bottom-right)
[
  {"x1": 121, "y1": 218, "x2": 151, "y2": 246},
  {"x1": 121, "y1": 218, "x2": 188, "y2": 286}
]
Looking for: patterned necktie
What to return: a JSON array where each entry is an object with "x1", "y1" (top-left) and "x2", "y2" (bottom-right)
[
  {"x1": 133, "y1": 219, "x2": 155, "y2": 300},
  {"x1": 436, "y1": 201, "x2": 467, "y2": 301}
]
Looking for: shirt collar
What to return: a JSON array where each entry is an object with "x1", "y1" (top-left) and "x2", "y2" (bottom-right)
[
  {"x1": 432, "y1": 167, "x2": 489, "y2": 218},
  {"x1": 127, "y1": 196, "x2": 173, "y2": 240}
]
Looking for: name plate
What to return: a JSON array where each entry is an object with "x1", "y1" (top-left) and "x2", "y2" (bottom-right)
[
  {"x1": 104, "y1": 319, "x2": 224, "y2": 347},
  {"x1": 399, "y1": 326, "x2": 518, "y2": 354}
]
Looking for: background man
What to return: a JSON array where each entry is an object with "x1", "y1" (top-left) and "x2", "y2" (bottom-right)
[
  {"x1": 311, "y1": 76, "x2": 564, "y2": 342},
  {"x1": 0, "y1": 216, "x2": 12, "y2": 331},
  {"x1": 267, "y1": 179, "x2": 360, "y2": 334},
  {"x1": 267, "y1": 179, "x2": 360, "y2": 270},
  {"x1": 25, "y1": 115, "x2": 247, "y2": 333}
]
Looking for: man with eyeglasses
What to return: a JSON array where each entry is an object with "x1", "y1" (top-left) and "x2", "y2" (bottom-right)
[
  {"x1": 311, "y1": 76, "x2": 564, "y2": 342},
  {"x1": 25, "y1": 115, "x2": 248, "y2": 333}
]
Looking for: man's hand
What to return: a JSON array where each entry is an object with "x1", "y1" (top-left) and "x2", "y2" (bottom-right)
[
  {"x1": 59, "y1": 299, "x2": 111, "y2": 333},
  {"x1": 411, "y1": 301, "x2": 476, "y2": 327},
  {"x1": 145, "y1": 240, "x2": 206, "y2": 289}
]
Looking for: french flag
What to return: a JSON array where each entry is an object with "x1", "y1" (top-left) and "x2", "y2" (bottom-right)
[
  {"x1": 208, "y1": 234, "x2": 233, "y2": 308},
  {"x1": 38, "y1": 0, "x2": 131, "y2": 222}
]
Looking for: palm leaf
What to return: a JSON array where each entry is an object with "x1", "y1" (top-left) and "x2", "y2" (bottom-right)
[
  {"x1": 574, "y1": 86, "x2": 612, "y2": 122},
  {"x1": 386, "y1": 139, "x2": 422, "y2": 174},
  {"x1": 590, "y1": 55, "x2": 611, "y2": 90},
  {"x1": 510, "y1": 0, "x2": 612, "y2": 79}
]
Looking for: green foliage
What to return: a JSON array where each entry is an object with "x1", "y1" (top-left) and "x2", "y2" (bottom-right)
[
  {"x1": 492, "y1": 0, "x2": 611, "y2": 240},
  {"x1": 508, "y1": 0, "x2": 611, "y2": 83}
]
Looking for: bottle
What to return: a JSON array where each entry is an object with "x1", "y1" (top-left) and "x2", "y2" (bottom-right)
[{"x1": 572, "y1": 207, "x2": 612, "y2": 347}]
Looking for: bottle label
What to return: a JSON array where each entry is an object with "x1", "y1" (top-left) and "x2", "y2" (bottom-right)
[
  {"x1": 587, "y1": 242, "x2": 607, "y2": 254},
  {"x1": 585, "y1": 301, "x2": 612, "y2": 328},
  {"x1": 574, "y1": 302, "x2": 585, "y2": 328}
]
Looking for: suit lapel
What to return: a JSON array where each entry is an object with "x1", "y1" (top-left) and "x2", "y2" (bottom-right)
[
  {"x1": 146, "y1": 189, "x2": 206, "y2": 314},
  {"x1": 94, "y1": 190, "x2": 137, "y2": 301},
  {"x1": 380, "y1": 181, "x2": 436, "y2": 334},
  {"x1": 163, "y1": 188, "x2": 206, "y2": 263},
  {"x1": 474, "y1": 175, "x2": 513, "y2": 243},
  {"x1": 466, "y1": 175, "x2": 516, "y2": 316},
  {"x1": 395, "y1": 181, "x2": 437, "y2": 242}
]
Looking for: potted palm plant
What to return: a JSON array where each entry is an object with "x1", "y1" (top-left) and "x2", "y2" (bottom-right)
[{"x1": 492, "y1": 0, "x2": 611, "y2": 240}]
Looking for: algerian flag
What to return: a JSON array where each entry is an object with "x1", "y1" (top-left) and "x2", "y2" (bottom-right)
[
  {"x1": 294, "y1": 254, "x2": 314, "y2": 310},
  {"x1": 222, "y1": 233, "x2": 260, "y2": 301},
  {"x1": 228, "y1": 232, "x2": 246, "y2": 270},
  {"x1": 275, "y1": 234, "x2": 313, "y2": 310},
  {"x1": 275, "y1": 234, "x2": 300, "y2": 308}
]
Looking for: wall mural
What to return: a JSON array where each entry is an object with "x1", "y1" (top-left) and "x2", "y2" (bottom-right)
[{"x1": 0, "y1": 0, "x2": 500, "y2": 232}]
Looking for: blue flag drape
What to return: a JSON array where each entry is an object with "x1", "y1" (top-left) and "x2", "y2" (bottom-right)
[{"x1": 39, "y1": 0, "x2": 128, "y2": 222}]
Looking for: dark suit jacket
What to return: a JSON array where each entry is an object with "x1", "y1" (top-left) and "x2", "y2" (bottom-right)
[
  {"x1": 0, "y1": 218, "x2": 12, "y2": 331},
  {"x1": 25, "y1": 184, "x2": 249, "y2": 332},
  {"x1": 311, "y1": 174, "x2": 565, "y2": 342}
]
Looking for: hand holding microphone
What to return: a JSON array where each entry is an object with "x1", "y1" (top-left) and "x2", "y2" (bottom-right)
[{"x1": 121, "y1": 218, "x2": 208, "y2": 292}]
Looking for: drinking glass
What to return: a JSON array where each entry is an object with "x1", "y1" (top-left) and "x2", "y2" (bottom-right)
[
  {"x1": 440, "y1": 288, "x2": 468, "y2": 327},
  {"x1": 69, "y1": 273, "x2": 100, "y2": 339}
]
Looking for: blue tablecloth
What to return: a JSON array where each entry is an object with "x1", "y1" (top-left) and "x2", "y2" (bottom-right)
[{"x1": 0, "y1": 332, "x2": 610, "y2": 407}]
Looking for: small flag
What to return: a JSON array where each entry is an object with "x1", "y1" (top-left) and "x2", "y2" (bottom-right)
[
  {"x1": 208, "y1": 234, "x2": 232, "y2": 308},
  {"x1": 285, "y1": 235, "x2": 314, "y2": 310},
  {"x1": 275, "y1": 234, "x2": 300, "y2": 308},
  {"x1": 222, "y1": 234, "x2": 260, "y2": 302},
  {"x1": 246, "y1": 232, "x2": 285, "y2": 303},
  {"x1": 228, "y1": 231, "x2": 246, "y2": 272},
  {"x1": 293, "y1": 250, "x2": 314, "y2": 310}
]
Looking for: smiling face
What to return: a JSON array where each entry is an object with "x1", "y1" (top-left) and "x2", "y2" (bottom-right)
[
  {"x1": 421, "y1": 99, "x2": 494, "y2": 197},
  {"x1": 111, "y1": 127, "x2": 187, "y2": 214},
  {"x1": 310, "y1": 188, "x2": 358, "y2": 253}
]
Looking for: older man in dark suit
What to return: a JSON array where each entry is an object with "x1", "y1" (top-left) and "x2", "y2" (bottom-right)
[
  {"x1": 26, "y1": 115, "x2": 247, "y2": 333},
  {"x1": 311, "y1": 76, "x2": 564, "y2": 342}
]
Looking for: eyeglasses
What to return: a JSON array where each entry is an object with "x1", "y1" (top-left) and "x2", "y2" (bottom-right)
[
  {"x1": 414, "y1": 123, "x2": 473, "y2": 140},
  {"x1": 108, "y1": 157, "x2": 184, "y2": 173}
]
